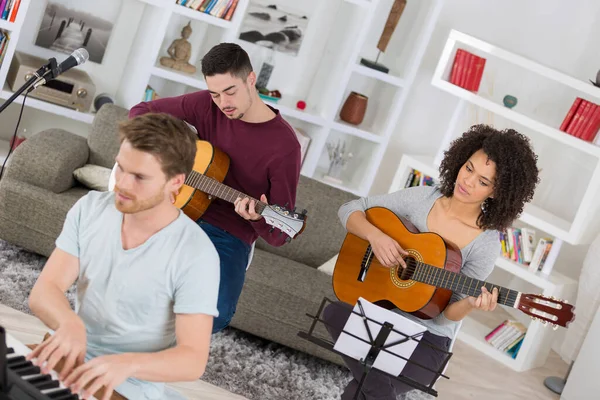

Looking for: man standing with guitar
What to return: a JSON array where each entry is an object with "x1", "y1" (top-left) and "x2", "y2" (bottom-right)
[
  {"x1": 325, "y1": 125, "x2": 541, "y2": 399},
  {"x1": 129, "y1": 43, "x2": 302, "y2": 333}
]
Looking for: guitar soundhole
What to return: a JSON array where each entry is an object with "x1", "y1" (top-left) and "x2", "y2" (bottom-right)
[{"x1": 398, "y1": 256, "x2": 416, "y2": 281}]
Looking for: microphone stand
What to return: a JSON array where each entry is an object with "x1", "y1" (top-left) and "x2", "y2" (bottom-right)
[{"x1": 0, "y1": 57, "x2": 58, "y2": 115}]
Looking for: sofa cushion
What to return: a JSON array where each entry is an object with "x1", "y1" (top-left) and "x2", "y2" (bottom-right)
[
  {"x1": 0, "y1": 177, "x2": 89, "y2": 256},
  {"x1": 255, "y1": 175, "x2": 358, "y2": 268},
  {"x1": 88, "y1": 104, "x2": 129, "y2": 168},
  {"x1": 73, "y1": 164, "x2": 111, "y2": 191},
  {"x1": 6, "y1": 129, "x2": 89, "y2": 194}
]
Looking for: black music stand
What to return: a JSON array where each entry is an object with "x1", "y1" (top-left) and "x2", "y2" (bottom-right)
[{"x1": 297, "y1": 298, "x2": 453, "y2": 399}]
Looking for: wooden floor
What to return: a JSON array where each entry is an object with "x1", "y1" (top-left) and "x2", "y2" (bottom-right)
[{"x1": 1, "y1": 304, "x2": 567, "y2": 399}]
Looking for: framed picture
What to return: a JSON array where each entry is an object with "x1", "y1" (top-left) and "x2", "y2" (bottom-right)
[
  {"x1": 238, "y1": 1, "x2": 309, "y2": 57},
  {"x1": 34, "y1": 0, "x2": 122, "y2": 64}
]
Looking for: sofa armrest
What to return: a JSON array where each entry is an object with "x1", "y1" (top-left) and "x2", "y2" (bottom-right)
[{"x1": 6, "y1": 129, "x2": 89, "y2": 193}]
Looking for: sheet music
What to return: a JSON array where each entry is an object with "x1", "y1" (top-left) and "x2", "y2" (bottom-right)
[{"x1": 333, "y1": 297, "x2": 427, "y2": 376}]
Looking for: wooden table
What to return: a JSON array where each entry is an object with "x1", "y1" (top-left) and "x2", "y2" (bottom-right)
[{"x1": 0, "y1": 304, "x2": 247, "y2": 400}]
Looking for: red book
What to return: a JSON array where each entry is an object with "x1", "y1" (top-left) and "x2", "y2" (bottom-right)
[
  {"x1": 459, "y1": 52, "x2": 474, "y2": 89},
  {"x1": 8, "y1": 0, "x2": 20, "y2": 22},
  {"x1": 469, "y1": 56, "x2": 486, "y2": 92},
  {"x1": 574, "y1": 101, "x2": 594, "y2": 138},
  {"x1": 566, "y1": 100, "x2": 586, "y2": 136},
  {"x1": 462, "y1": 52, "x2": 476, "y2": 89},
  {"x1": 450, "y1": 49, "x2": 464, "y2": 84},
  {"x1": 581, "y1": 105, "x2": 600, "y2": 142},
  {"x1": 454, "y1": 50, "x2": 467, "y2": 88},
  {"x1": 560, "y1": 97, "x2": 582, "y2": 132}
]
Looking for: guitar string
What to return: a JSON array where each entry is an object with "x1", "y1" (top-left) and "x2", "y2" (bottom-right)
[
  {"x1": 363, "y1": 253, "x2": 518, "y2": 304},
  {"x1": 188, "y1": 171, "x2": 267, "y2": 212}
]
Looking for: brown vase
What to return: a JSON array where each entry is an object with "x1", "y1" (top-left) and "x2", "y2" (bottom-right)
[{"x1": 340, "y1": 92, "x2": 368, "y2": 125}]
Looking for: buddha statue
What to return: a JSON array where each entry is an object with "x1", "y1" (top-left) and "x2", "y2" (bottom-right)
[{"x1": 160, "y1": 22, "x2": 196, "y2": 74}]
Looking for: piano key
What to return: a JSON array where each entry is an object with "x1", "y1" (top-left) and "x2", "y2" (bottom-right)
[
  {"x1": 52, "y1": 394, "x2": 79, "y2": 400},
  {"x1": 5, "y1": 332, "x2": 96, "y2": 400},
  {"x1": 26, "y1": 374, "x2": 53, "y2": 385},
  {"x1": 37, "y1": 379, "x2": 61, "y2": 390},
  {"x1": 13, "y1": 364, "x2": 41, "y2": 376},
  {"x1": 43, "y1": 388, "x2": 74, "y2": 398},
  {"x1": 7, "y1": 355, "x2": 26, "y2": 365}
]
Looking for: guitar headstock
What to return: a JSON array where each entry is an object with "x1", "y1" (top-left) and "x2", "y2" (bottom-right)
[
  {"x1": 517, "y1": 294, "x2": 575, "y2": 329},
  {"x1": 262, "y1": 205, "x2": 307, "y2": 241}
]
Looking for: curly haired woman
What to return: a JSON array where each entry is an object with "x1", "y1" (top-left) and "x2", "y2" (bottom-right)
[{"x1": 324, "y1": 124, "x2": 540, "y2": 400}]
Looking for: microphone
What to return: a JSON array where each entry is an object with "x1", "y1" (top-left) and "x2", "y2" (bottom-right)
[{"x1": 32, "y1": 48, "x2": 89, "y2": 89}]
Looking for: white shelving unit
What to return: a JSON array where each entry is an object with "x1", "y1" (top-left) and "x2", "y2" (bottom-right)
[
  {"x1": 121, "y1": 0, "x2": 444, "y2": 196},
  {"x1": 387, "y1": 27, "x2": 598, "y2": 371},
  {"x1": 0, "y1": 0, "x2": 32, "y2": 163},
  {"x1": 0, "y1": 0, "x2": 443, "y2": 197}
]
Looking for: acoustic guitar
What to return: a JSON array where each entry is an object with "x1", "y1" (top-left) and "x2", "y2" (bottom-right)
[
  {"x1": 332, "y1": 207, "x2": 575, "y2": 329},
  {"x1": 171, "y1": 140, "x2": 307, "y2": 241}
]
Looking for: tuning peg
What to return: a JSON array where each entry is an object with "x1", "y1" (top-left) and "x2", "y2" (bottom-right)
[
  {"x1": 284, "y1": 202, "x2": 289, "y2": 208},
  {"x1": 553, "y1": 324, "x2": 559, "y2": 331},
  {"x1": 542, "y1": 320, "x2": 548, "y2": 326},
  {"x1": 269, "y1": 227, "x2": 275, "y2": 233},
  {"x1": 564, "y1": 300, "x2": 568, "y2": 304},
  {"x1": 285, "y1": 237, "x2": 291, "y2": 243}
]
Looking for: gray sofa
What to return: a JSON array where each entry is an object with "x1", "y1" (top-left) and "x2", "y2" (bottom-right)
[{"x1": 0, "y1": 104, "x2": 357, "y2": 366}]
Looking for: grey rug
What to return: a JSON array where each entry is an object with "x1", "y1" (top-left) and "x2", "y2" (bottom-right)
[{"x1": 0, "y1": 240, "x2": 432, "y2": 400}]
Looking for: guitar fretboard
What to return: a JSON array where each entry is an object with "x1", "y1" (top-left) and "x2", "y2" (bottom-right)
[
  {"x1": 411, "y1": 261, "x2": 519, "y2": 307},
  {"x1": 185, "y1": 170, "x2": 266, "y2": 214}
]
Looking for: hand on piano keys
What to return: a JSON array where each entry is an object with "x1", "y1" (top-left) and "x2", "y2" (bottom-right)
[{"x1": 4, "y1": 332, "x2": 98, "y2": 400}]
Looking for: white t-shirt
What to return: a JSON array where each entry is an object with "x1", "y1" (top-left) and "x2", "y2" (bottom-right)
[{"x1": 55, "y1": 190, "x2": 220, "y2": 399}]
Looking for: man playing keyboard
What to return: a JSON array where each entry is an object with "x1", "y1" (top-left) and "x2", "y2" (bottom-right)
[{"x1": 25, "y1": 113, "x2": 220, "y2": 400}]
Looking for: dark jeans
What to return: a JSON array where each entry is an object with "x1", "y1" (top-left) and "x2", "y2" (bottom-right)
[
  {"x1": 197, "y1": 220, "x2": 251, "y2": 334},
  {"x1": 323, "y1": 301, "x2": 451, "y2": 400}
]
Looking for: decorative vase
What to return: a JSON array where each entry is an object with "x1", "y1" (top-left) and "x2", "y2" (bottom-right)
[
  {"x1": 503, "y1": 95, "x2": 518, "y2": 109},
  {"x1": 340, "y1": 92, "x2": 368, "y2": 125}
]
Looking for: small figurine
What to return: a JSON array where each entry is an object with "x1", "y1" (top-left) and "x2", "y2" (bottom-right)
[{"x1": 160, "y1": 22, "x2": 196, "y2": 74}]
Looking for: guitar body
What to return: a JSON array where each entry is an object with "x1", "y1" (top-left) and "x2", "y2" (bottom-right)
[
  {"x1": 332, "y1": 207, "x2": 463, "y2": 319},
  {"x1": 173, "y1": 141, "x2": 230, "y2": 221}
]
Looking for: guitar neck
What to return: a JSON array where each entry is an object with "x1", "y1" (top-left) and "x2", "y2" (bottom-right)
[
  {"x1": 412, "y1": 262, "x2": 519, "y2": 308},
  {"x1": 186, "y1": 171, "x2": 266, "y2": 213}
]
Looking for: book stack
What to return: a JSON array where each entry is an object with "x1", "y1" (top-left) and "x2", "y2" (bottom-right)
[
  {"x1": 559, "y1": 97, "x2": 600, "y2": 143},
  {"x1": 404, "y1": 169, "x2": 435, "y2": 188},
  {"x1": 498, "y1": 227, "x2": 536, "y2": 265},
  {"x1": 448, "y1": 49, "x2": 487, "y2": 92},
  {"x1": 498, "y1": 228, "x2": 553, "y2": 272},
  {"x1": 0, "y1": 29, "x2": 9, "y2": 68},
  {"x1": 0, "y1": 0, "x2": 21, "y2": 22},
  {"x1": 485, "y1": 320, "x2": 526, "y2": 359},
  {"x1": 527, "y1": 237, "x2": 554, "y2": 273},
  {"x1": 176, "y1": 0, "x2": 240, "y2": 21},
  {"x1": 143, "y1": 85, "x2": 160, "y2": 102}
]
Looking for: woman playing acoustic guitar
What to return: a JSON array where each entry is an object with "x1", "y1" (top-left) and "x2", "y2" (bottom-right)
[{"x1": 324, "y1": 125, "x2": 540, "y2": 399}]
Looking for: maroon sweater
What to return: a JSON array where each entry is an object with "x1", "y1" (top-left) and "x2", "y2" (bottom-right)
[{"x1": 129, "y1": 90, "x2": 301, "y2": 247}]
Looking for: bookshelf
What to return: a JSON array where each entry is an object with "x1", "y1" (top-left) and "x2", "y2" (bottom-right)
[
  {"x1": 387, "y1": 28, "x2": 597, "y2": 371},
  {"x1": 0, "y1": 0, "x2": 443, "y2": 197},
  {"x1": 0, "y1": 0, "x2": 31, "y2": 164}
]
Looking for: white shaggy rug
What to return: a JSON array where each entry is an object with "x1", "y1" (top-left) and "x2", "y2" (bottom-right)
[{"x1": 0, "y1": 240, "x2": 433, "y2": 400}]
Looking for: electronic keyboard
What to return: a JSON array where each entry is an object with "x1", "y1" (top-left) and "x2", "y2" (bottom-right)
[{"x1": 1, "y1": 326, "x2": 96, "y2": 400}]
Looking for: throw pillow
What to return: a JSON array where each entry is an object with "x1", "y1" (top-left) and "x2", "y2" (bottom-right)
[
  {"x1": 317, "y1": 254, "x2": 339, "y2": 276},
  {"x1": 73, "y1": 164, "x2": 112, "y2": 191}
]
